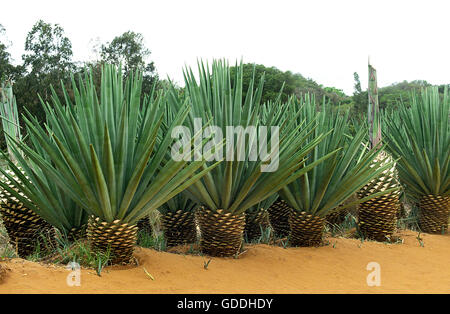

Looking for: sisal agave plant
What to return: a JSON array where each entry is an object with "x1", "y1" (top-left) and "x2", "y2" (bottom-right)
[
  {"x1": 244, "y1": 193, "x2": 277, "y2": 242},
  {"x1": 176, "y1": 60, "x2": 334, "y2": 257},
  {"x1": 2, "y1": 65, "x2": 221, "y2": 264},
  {"x1": 384, "y1": 87, "x2": 449, "y2": 234},
  {"x1": 279, "y1": 95, "x2": 398, "y2": 246},
  {"x1": 357, "y1": 64, "x2": 401, "y2": 241},
  {"x1": 266, "y1": 197, "x2": 291, "y2": 237},
  {"x1": 158, "y1": 193, "x2": 198, "y2": 247},
  {"x1": 0, "y1": 149, "x2": 89, "y2": 243},
  {"x1": 0, "y1": 99, "x2": 90, "y2": 241},
  {"x1": 260, "y1": 102, "x2": 290, "y2": 238},
  {"x1": 154, "y1": 89, "x2": 202, "y2": 247},
  {"x1": 0, "y1": 82, "x2": 57, "y2": 257}
]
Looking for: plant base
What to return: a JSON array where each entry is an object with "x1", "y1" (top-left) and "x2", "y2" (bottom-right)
[
  {"x1": 418, "y1": 195, "x2": 449, "y2": 234},
  {"x1": 358, "y1": 195, "x2": 399, "y2": 241},
  {"x1": 357, "y1": 152, "x2": 401, "y2": 241},
  {"x1": 160, "y1": 210, "x2": 196, "y2": 247},
  {"x1": 196, "y1": 208, "x2": 245, "y2": 257},
  {"x1": 245, "y1": 209, "x2": 270, "y2": 242},
  {"x1": 289, "y1": 211, "x2": 325, "y2": 247},
  {"x1": 267, "y1": 199, "x2": 291, "y2": 237},
  {"x1": 66, "y1": 226, "x2": 87, "y2": 242},
  {"x1": 325, "y1": 205, "x2": 348, "y2": 226},
  {"x1": 87, "y1": 216, "x2": 138, "y2": 265},
  {"x1": 137, "y1": 216, "x2": 153, "y2": 235},
  {"x1": 0, "y1": 201, "x2": 56, "y2": 257}
]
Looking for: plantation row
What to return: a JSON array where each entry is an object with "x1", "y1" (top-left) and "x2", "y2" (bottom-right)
[{"x1": 0, "y1": 61, "x2": 448, "y2": 265}]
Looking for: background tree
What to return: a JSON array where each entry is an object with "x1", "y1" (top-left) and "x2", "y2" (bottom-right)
[
  {"x1": 322, "y1": 86, "x2": 352, "y2": 108},
  {"x1": 14, "y1": 20, "x2": 75, "y2": 122},
  {"x1": 0, "y1": 24, "x2": 12, "y2": 81},
  {"x1": 378, "y1": 80, "x2": 431, "y2": 110},
  {"x1": 100, "y1": 31, "x2": 157, "y2": 94},
  {"x1": 230, "y1": 63, "x2": 350, "y2": 107},
  {"x1": 350, "y1": 74, "x2": 447, "y2": 118},
  {"x1": 351, "y1": 72, "x2": 367, "y2": 118},
  {"x1": 0, "y1": 24, "x2": 24, "y2": 82}
]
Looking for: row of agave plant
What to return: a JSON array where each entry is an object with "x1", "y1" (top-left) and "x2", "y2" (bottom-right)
[{"x1": 0, "y1": 61, "x2": 448, "y2": 264}]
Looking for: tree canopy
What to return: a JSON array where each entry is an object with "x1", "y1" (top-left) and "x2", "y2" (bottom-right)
[
  {"x1": 12, "y1": 20, "x2": 75, "y2": 123},
  {"x1": 100, "y1": 31, "x2": 157, "y2": 94},
  {"x1": 230, "y1": 63, "x2": 352, "y2": 107},
  {"x1": 0, "y1": 24, "x2": 22, "y2": 82}
]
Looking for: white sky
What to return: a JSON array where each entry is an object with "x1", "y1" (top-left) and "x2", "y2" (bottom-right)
[{"x1": 1, "y1": 0, "x2": 449, "y2": 95}]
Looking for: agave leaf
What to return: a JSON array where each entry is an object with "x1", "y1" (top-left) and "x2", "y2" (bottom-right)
[
  {"x1": 1, "y1": 65, "x2": 221, "y2": 226},
  {"x1": 178, "y1": 60, "x2": 331, "y2": 215},
  {"x1": 281, "y1": 94, "x2": 398, "y2": 217},
  {"x1": 384, "y1": 86, "x2": 449, "y2": 198}
]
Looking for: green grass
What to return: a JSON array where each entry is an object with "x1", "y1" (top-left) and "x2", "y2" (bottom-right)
[
  {"x1": 245, "y1": 225, "x2": 273, "y2": 245},
  {"x1": 137, "y1": 230, "x2": 166, "y2": 252},
  {"x1": 40, "y1": 239, "x2": 112, "y2": 276},
  {"x1": 326, "y1": 213, "x2": 359, "y2": 238},
  {"x1": 397, "y1": 203, "x2": 420, "y2": 232}
]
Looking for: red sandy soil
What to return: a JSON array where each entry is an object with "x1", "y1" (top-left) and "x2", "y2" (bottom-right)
[{"x1": 0, "y1": 230, "x2": 449, "y2": 294}]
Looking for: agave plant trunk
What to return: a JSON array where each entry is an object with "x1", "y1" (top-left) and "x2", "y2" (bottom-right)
[
  {"x1": 160, "y1": 210, "x2": 197, "y2": 247},
  {"x1": 244, "y1": 209, "x2": 270, "y2": 242},
  {"x1": 0, "y1": 171, "x2": 57, "y2": 257},
  {"x1": 325, "y1": 204, "x2": 348, "y2": 226},
  {"x1": 196, "y1": 208, "x2": 245, "y2": 257},
  {"x1": 267, "y1": 199, "x2": 291, "y2": 238},
  {"x1": 0, "y1": 201, "x2": 56, "y2": 257},
  {"x1": 137, "y1": 216, "x2": 153, "y2": 235},
  {"x1": 358, "y1": 194, "x2": 399, "y2": 241},
  {"x1": 87, "y1": 216, "x2": 138, "y2": 265},
  {"x1": 357, "y1": 152, "x2": 401, "y2": 241},
  {"x1": 288, "y1": 210, "x2": 325, "y2": 247},
  {"x1": 418, "y1": 195, "x2": 449, "y2": 234},
  {"x1": 64, "y1": 225, "x2": 87, "y2": 242}
]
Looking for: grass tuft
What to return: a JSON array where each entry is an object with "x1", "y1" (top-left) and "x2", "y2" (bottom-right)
[{"x1": 137, "y1": 230, "x2": 166, "y2": 251}]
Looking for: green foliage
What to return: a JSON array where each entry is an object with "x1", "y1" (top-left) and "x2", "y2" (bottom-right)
[
  {"x1": 179, "y1": 60, "x2": 332, "y2": 215},
  {"x1": 230, "y1": 63, "x2": 351, "y2": 106},
  {"x1": 0, "y1": 83, "x2": 88, "y2": 234},
  {"x1": 379, "y1": 80, "x2": 432, "y2": 110},
  {"x1": 158, "y1": 192, "x2": 198, "y2": 215},
  {"x1": 44, "y1": 239, "x2": 112, "y2": 272},
  {"x1": 100, "y1": 31, "x2": 157, "y2": 95},
  {"x1": 22, "y1": 20, "x2": 74, "y2": 75},
  {"x1": 13, "y1": 20, "x2": 75, "y2": 124},
  {"x1": 279, "y1": 95, "x2": 398, "y2": 217},
  {"x1": 0, "y1": 25, "x2": 19, "y2": 82},
  {"x1": 384, "y1": 87, "x2": 450, "y2": 199},
  {"x1": 0, "y1": 24, "x2": 10, "y2": 80},
  {"x1": 322, "y1": 86, "x2": 351, "y2": 106},
  {"x1": 1, "y1": 65, "x2": 220, "y2": 225},
  {"x1": 101, "y1": 31, "x2": 154, "y2": 75},
  {"x1": 157, "y1": 84, "x2": 201, "y2": 216},
  {"x1": 351, "y1": 71, "x2": 446, "y2": 118},
  {"x1": 351, "y1": 72, "x2": 367, "y2": 118},
  {"x1": 137, "y1": 230, "x2": 166, "y2": 251}
]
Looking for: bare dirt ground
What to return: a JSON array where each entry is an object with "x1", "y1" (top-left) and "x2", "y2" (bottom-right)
[{"x1": 0, "y1": 229, "x2": 449, "y2": 294}]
